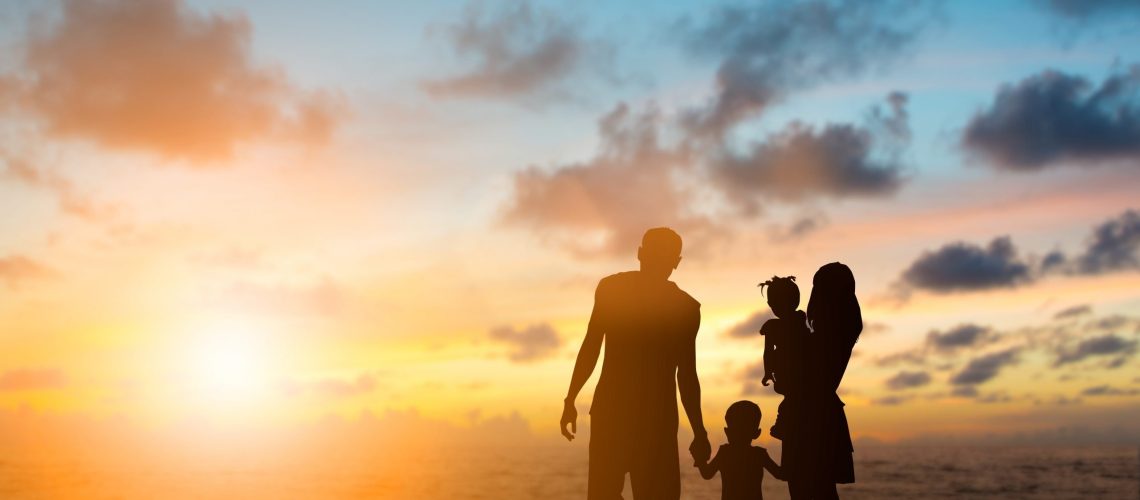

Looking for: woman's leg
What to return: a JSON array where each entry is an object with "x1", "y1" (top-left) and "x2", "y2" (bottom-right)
[
  {"x1": 788, "y1": 480, "x2": 810, "y2": 500},
  {"x1": 814, "y1": 482, "x2": 839, "y2": 500}
]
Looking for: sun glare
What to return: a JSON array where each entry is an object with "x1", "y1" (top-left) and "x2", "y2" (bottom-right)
[{"x1": 187, "y1": 319, "x2": 275, "y2": 406}]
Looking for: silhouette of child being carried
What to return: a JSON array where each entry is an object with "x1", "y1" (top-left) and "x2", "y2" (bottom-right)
[
  {"x1": 696, "y1": 400, "x2": 784, "y2": 500},
  {"x1": 757, "y1": 276, "x2": 808, "y2": 441}
]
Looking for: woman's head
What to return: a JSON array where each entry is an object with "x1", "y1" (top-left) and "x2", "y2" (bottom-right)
[
  {"x1": 807, "y1": 262, "x2": 862, "y2": 343},
  {"x1": 758, "y1": 276, "x2": 799, "y2": 317}
]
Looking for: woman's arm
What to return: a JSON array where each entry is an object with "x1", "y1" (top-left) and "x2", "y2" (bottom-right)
[{"x1": 761, "y1": 450, "x2": 785, "y2": 481}]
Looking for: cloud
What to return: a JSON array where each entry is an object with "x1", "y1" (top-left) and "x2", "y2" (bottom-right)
[
  {"x1": 950, "y1": 348, "x2": 1020, "y2": 386},
  {"x1": 1053, "y1": 304, "x2": 1093, "y2": 320},
  {"x1": 896, "y1": 236, "x2": 1034, "y2": 294},
  {"x1": 876, "y1": 323, "x2": 998, "y2": 367},
  {"x1": 872, "y1": 394, "x2": 915, "y2": 406},
  {"x1": 1038, "y1": 0, "x2": 1140, "y2": 18},
  {"x1": 885, "y1": 370, "x2": 932, "y2": 390},
  {"x1": 962, "y1": 67, "x2": 1140, "y2": 170},
  {"x1": 1081, "y1": 384, "x2": 1140, "y2": 396},
  {"x1": 15, "y1": 0, "x2": 341, "y2": 161},
  {"x1": 740, "y1": 361, "x2": 768, "y2": 395},
  {"x1": 678, "y1": 0, "x2": 929, "y2": 138},
  {"x1": 283, "y1": 374, "x2": 377, "y2": 397},
  {"x1": 501, "y1": 102, "x2": 718, "y2": 257},
  {"x1": 708, "y1": 98, "x2": 908, "y2": 213},
  {"x1": 1054, "y1": 333, "x2": 1137, "y2": 366},
  {"x1": 0, "y1": 255, "x2": 55, "y2": 288},
  {"x1": 1071, "y1": 209, "x2": 1140, "y2": 274},
  {"x1": 0, "y1": 368, "x2": 67, "y2": 391},
  {"x1": 927, "y1": 324, "x2": 995, "y2": 352},
  {"x1": 422, "y1": 0, "x2": 612, "y2": 100},
  {"x1": 725, "y1": 310, "x2": 773, "y2": 339},
  {"x1": 489, "y1": 323, "x2": 562, "y2": 362},
  {"x1": 1, "y1": 152, "x2": 116, "y2": 221},
  {"x1": 213, "y1": 278, "x2": 344, "y2": 317}
]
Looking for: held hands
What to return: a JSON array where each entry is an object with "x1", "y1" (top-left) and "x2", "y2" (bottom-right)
[
  {"x1": 689, "y1": 431, "x2": 711, "y2": 464},
  {"x1": 560, "y1": 399, "x2": 578, "y2": 441}
]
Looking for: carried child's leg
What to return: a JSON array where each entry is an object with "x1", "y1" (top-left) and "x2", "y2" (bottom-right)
[{"x1": 770, "y1": 398, "x2": 789, "y2": 440}]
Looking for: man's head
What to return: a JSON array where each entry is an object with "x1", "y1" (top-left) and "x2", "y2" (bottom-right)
[
  {"x1": 637, "y1": 227, "x2": 682, "y2": 280},
  {"x1": 724, "y1": 400, "x2": 762, "y2": 444}
]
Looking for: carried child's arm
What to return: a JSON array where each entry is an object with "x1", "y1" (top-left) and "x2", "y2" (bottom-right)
[
  {"x1": 761, "y1": 450, "x2": 785, "y2": 481},
  {"x1": 760, "y1": 319, "x2": 778, "y2": 386}
]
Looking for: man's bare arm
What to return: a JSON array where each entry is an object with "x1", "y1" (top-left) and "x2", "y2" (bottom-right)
[
  {"x1": 560, "y1": 284, "x2": 606, "y2": 441},
  {"x1": 678, "y1": 308, "x2": 709, "y2": 461}
]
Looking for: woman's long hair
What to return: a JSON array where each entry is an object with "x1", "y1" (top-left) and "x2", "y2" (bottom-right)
[{"x1": 807, "y1": 262, "x2": 862, "y2": 345}]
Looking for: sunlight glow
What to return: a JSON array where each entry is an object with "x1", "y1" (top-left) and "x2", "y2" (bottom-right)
[{"x1": 187, "y1": 319, "x2": 275, "y2": 406}]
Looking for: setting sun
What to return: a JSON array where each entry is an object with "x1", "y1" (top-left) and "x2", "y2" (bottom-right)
[{"x1": 184, "y1": 319, "x2": 276, "y2": 406}]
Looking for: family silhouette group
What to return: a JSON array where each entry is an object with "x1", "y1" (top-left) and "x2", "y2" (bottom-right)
[{"x1": 560, "y1": 228, "x2": 860, "y2": 500}]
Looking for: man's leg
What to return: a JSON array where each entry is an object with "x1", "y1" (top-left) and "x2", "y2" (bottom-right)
[
  {"x1": 628, "y1": 433, "x2": 680, "y2": 500},
  {"x1": 588, "y1": 417, "x2": 628, "y2": 500}
]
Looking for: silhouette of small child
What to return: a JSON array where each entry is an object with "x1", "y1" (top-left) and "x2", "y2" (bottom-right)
[
  {"x1": 757, "y1": 276, "x2": 807, "y2": 440},
  {"x1": 696, "y1": 400, "x2": 784, "y2": 500}
]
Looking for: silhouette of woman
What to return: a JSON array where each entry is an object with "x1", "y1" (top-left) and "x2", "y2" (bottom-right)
[{"x1": 782, "y1": 262, "x2": 859, "y2": 500}]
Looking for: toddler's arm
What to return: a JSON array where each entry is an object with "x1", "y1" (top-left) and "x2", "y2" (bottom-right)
[{"x1": 696, "y1": 451, "x2": 721, "y2": 480}]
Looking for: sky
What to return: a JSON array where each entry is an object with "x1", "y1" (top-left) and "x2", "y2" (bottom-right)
[{"x1": 1, "y1": 0, "x2": 1139, "y2": 453}]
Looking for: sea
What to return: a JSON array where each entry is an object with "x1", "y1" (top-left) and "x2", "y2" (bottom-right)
[{"x1": 0, "y1": 445, "x2": 1136, "y2": 499}]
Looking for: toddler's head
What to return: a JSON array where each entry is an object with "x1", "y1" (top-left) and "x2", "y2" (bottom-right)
[
  {"x1": 724, "y1": 400, "x2": 762, "y2": 445},
  {"x1": 758, "y1": 276, "x2": 799, "y2": 318}
]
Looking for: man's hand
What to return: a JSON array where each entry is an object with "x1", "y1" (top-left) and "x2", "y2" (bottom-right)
[
  {"x1": 560, "y1": 399, "x2": 578, "y2": 441},
  {"x1": 689, "y1": 432, "x2": 711, "y2": 464}
]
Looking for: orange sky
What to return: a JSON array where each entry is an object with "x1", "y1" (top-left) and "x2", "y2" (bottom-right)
[{"x1": 1, "y1": 0, "x2": 1139, "y2": 462}]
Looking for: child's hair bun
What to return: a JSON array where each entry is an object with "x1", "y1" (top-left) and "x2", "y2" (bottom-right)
[{"x1": 757, "y1": 275, "x2": 796, "y2": 296}]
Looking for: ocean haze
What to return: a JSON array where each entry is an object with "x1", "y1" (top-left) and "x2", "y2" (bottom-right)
[{"x1": 1, "y1": 444, "x2": 1135, "y2": 499}]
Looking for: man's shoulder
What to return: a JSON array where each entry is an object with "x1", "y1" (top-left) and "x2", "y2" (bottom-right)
[
  {"x1": 670, "y1": 282, "x2": 701, "y2": 310},
  {"x1": 597, "y1": 271, "x2": 636, "y2": 295}
]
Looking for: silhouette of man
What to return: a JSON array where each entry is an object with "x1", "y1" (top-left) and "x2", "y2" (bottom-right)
[{"x1": 561, "y1": 227, "x2": 709, "y2": 499}]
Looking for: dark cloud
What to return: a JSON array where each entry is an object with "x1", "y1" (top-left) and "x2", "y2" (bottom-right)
[
  {"x1": 709, "y1": 103, "x2": 908, "y2": 213},
  {"x1": 950, "y1": 385, "x2": 979, "y2": 398},
  {"x1": 885, "y1": 370, "x2": 932, "y2": 390},
  {"x1": 1072, "y1": 209, "x2": 1140, "y2": 274},
  {"x1": 871, "y1": 394, "x2": 914, "y2": 406},
  {"x1": 1080, "y1": 384, "x2": 1140, "y2": 396},
  {"x1": 422, "y1": 0, "x2": 611, "y2": 99},
  {"x1": 15, "y1": 0, "x2": 341, "y2": 161},
  {"x1": 726, "y1": 310, "x2": 773, "y2": 339},
  {"x1": 501, "y1": 102, "x2": 718, "y2": 257},
  {"x1": 1053, "y1": 304, "x2": 1093, "y2": 320},
  {"x1": 962, "y1": 67, "x2": 1140, "y2": 170},
  {"x1": 875, "y1": 349, "x2": 927, "y2": 367},
  {"x1": 1038, "y1": 0, "x2": 1140, "y2": 18},
  {"x1": 927, "y1": 324, "x2": 995, "y2": 352},
  {"x1": 0, "y1": 255, "x2": 55, "y2": 288},
  {"x1": 950, "y1": 348, "x2": 1020, "y2": 386},
  {"x1": 897, "y1": 236, "x2": 1034, "y2": 293},
  {"x1": 678, "y1": 0, "x2": 928, "y2": 138},
  {"x1": 0, "y1": 368, "x2": 67, "y2": 391},
  {"x1": 489, "y1": 323, "x2": 562, "y2": 363},
  {"x1": 1054, "y1": 333, "x2": 1137, "y2": 366}
]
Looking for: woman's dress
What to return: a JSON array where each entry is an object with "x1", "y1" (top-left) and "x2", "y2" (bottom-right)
[{"x1": 780, "y1": 325, "x2": 855, "y2": 484}]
